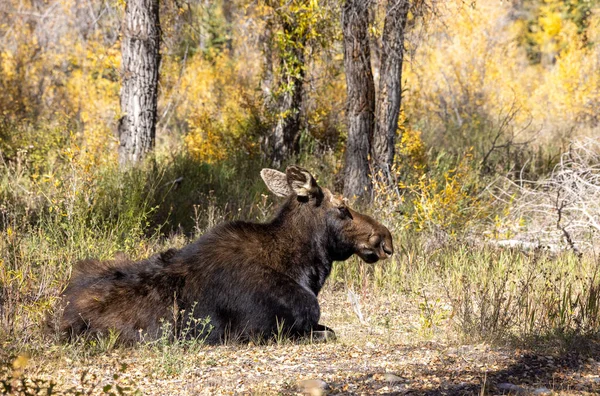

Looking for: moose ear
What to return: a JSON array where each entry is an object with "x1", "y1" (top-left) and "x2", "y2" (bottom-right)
[
  {"x1": 261, "y1": 169, "x2": 294, "y2": 197},
  {"x1": 285, "y1": 166, "x2": 321, "y2": 197}
]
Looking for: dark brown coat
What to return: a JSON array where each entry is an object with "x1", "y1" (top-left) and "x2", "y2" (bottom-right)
[{"x1": 59, "y1": 166, "x2": 393, "y2": 344}]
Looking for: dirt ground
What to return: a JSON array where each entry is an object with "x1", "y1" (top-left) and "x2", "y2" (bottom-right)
[{"x1": 8, "y1": 289, "x2": 600, "y2": 395}]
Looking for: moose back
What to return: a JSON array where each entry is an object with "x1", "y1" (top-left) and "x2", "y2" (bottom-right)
[{"x1": 59, "y1": 166, "x2": 393, "y2": 344}]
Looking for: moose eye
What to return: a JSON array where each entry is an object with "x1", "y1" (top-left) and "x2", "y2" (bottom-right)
[{"x1": 338, "y1": 206, "x2": 352, "y2": 219}]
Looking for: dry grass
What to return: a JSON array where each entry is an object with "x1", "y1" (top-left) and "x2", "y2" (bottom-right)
[
  {"x1": 2, "y1": 153, "x2": 600, "y2": 394},
  {"x1": 2, "y1": 285, "x2": 599, "y2": 395}
]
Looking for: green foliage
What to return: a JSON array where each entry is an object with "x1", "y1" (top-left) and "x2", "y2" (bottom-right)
[
  {"x1": 261, "y1": 0, "x2": 338, "y2": 91},
  {"x1": 258, "y1": 0, "x2": 342, "y2": 145}
]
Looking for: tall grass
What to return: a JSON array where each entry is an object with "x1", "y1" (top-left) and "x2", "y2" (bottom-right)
[
  {"x1": 330, "y1": 234, "x2": 600, "y2": 345},
  {"x1": 1, "y1": 146, "x2": 599, "y2": 355},
  {"x1": 0, "y1": 149, "x2": 269, "y2": 347}
]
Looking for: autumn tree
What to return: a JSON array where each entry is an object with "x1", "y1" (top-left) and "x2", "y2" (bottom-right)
[
  {"x1": 268, "y1": 4, "x2": 307, "y2": 167},
  {"x1": 118, "y1": 0, "x2": 161, "y2": 166},
  {"x1": 372, "y1": 0, "x2": 410, "y2": 184},
  {"x1": 260, "y1": 0, "x2": 334, "y2": 167},
  {"x1": 342, "y1": 0, "x2": 375, "y2": 199},
  {"x1": 343, "y1": 0, "x2": 425, "y2": 197}
]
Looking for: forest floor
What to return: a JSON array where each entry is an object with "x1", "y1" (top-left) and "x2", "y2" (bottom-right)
[{"x1": 4, "y1": 289, "x2": 600, "y2": 395}]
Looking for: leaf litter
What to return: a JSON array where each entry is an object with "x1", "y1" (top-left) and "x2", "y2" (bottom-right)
[{"x1": 8, "y1": 289, "x2": 600, "y2": 395}]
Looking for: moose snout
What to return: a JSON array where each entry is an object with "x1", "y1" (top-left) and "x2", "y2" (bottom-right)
[
  {"x1": 359, "y1": 228, "x2": 394, "y2": 263},
  {"x1": 375, "y1": 237, "x2": 393, "y2": 260},
  {"x1": 373, "y1": 228, "x2": 394, "y2": 261},
  {"x1": 381, "y1": 229, "x2": 394, "y2": 256},
  {"x1": 381, "y1": 240, "x2": 393, "y2": 256},
  {"x1": 350, "y1": 211, "x2": 394, "y2": 264}
]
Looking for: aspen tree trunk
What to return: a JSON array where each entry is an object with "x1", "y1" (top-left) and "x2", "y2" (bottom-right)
[
  {"x1": 118, "y1": 0, "x2": 161, "y2": 166},
  {"x1": 342, "y1": 0, "x2": 375, "y2": 199},
  {"x1": 260, "y1": 19, "x2": 275, "y2": 101},
  {"x1": 372, "y1": 0, "x2": 410, "y2": 184},
  {"x1": 269, "y1": 46, "x2": 305, "y2": 167}
]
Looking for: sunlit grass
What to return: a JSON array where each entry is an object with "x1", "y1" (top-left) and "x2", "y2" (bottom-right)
[{"x1": 1, "y1": 151, "x2": 599, "y2": 364}]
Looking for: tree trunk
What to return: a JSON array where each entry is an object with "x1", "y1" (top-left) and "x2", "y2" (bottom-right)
[
  {"x1": 222, "y1": 0, "x2": 235, "y2": 53},
  {"x1": 372, "y1": 0, "x2": 409, "y2": 184},
  {"x1": 269, "y1": 50, "x2": 304, "y2": 167},
  {"x1": 265, "y1": 19, "x2": 305, "y2": 168},
  {"x1": 259, "y1": 18, "x2": 275, "y2": 101},
  {"x1": 342, "y1": 0, "x2": 375, "y2": 199},
  {"x1": 118, "y1": 0, "x2": 161, "y2": 166}
]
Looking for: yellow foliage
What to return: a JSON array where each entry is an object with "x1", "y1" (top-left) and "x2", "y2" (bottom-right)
[
  {"x1": 170, "y1": 53, "x2": 261, "y2": 163},
  {"x1": 407, "y1": 151, "x2": 487, "y2": 235},
  {"x1": 537, "y1": 12, "x2": 600, "y2": 124},
  {"x1": 184, "y1": 125, "x2": 227, "y2": 164},
  {"x1": 11, "y1": 353, "x2": 30, "y2": 379},
  {"x1": 539, "y1": 8, "x2": 563, "y2": 38},
  {"x1": 405, "y1": 2, "x2": 532, "y2": 135},
  {"x1": 373, "y1": 147, "x2": 489, "y2": 236},
  {"x1": 396, "y1": 114, "x2": 427, "y2": 176},
  {"x1": 0, "y1": 0, "x2": 120, "y2": 167},
  {"x1": 404, "y1": 0, "x2": 600, "y2": 149},
  {"x1": 1, "y1": 0, "x2": 597, "y2": 174},
  {"x1": 64, "y1": 34, "x2": 121, "y2": 167}
]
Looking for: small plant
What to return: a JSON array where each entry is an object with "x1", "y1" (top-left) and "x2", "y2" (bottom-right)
[
  {"x1": 90, "y1": 329, "x2": 121, "y2": 354},
  {"x1": 417, "y1": 292, "x2": 452, "y2": 339},
  {"x1": 146, "y1": 311, "x2": 212, "y2": 377},
  {"x1": 273, "y1": 317, "x2": 290, "y2": 346}
]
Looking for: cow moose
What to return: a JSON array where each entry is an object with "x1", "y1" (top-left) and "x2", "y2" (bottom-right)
[{"x1": 59, "y1": 166, "x2": 394, "y2": 344}]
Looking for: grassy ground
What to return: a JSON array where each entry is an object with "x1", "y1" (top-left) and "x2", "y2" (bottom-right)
[
  {"x1": 2, "y1": 155, "x2": 600, "y2": 395},
  {"x1": 3, "y1": 242, "x2": 600, "y2": 395},
  {"x1": 2, "y1": 284, "x2": 599, "y2": 395}
]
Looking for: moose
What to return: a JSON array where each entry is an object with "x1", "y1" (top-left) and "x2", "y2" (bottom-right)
[{"x1": 59, "y1": 166, "x2": 394, "y2": 344}]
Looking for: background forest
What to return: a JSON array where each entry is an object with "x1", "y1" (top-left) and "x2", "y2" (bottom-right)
[{"x1": 1, "y1": 0, "x2": 600, "y2": 394}]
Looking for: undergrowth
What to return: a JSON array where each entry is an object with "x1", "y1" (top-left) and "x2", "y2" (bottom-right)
[
  {"x1": 0, "y1": 148, "x2": 268, "y2": 347},
  {"x1": 1, "y1": 144, "x2": 599, "y2": 390},
  {"x1": 330, "y1": 241, "x2": 600, "y2": 347}
]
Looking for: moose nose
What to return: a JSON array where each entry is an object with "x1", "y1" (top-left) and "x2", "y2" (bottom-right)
[
  {"x1": 380, "y1": 227, "x2": 394, "y2": 258},
  {"x1": 382, "y1": 240, "x2": 393, "y2": 256}
]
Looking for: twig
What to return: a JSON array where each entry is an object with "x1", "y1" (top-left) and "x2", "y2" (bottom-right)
[{"x1": 555, "y1": 191, "x2": 582, "y2": 259}]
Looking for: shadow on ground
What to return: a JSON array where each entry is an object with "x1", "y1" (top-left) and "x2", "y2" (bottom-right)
[{"x1": 313, "y1": 340, "x2": 600, "y2": 395}]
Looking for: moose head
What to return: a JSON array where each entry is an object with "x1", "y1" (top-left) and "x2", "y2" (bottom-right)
[{"x1": 261, "y1": 166, "x2": 394, "y2": 265}]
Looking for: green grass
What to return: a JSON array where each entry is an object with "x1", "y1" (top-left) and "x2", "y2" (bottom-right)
[{"x1": 1, "y1": 148, "x2": 599, "y2": 376}]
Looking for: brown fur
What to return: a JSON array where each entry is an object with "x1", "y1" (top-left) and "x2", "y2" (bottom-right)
[{"x1": 59, "y1": 166, "x2": 393, "y2": 344}]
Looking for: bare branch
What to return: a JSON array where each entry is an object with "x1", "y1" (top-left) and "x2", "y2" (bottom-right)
[{"x1": 491, "y1": 138, "x2": 600, "y2": 254}]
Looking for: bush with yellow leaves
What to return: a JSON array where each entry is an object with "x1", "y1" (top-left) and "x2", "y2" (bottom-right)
[
  {"x1": 176, "y1": 54, "x2": 262, "y2": 163},
  {"x1": 404, "y1": 0, "x2": 600, "y2": 173},
  {"x1": 406, "y1": 151, "x2": 488, "y2": 236},
  {"x1": 372, "y1": 120, "x2": 491, "y2": 239}
]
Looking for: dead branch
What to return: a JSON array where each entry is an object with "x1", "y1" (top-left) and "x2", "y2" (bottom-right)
[{"x1": 490, "y1": 138, "x2": 600, "y2": 254}]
